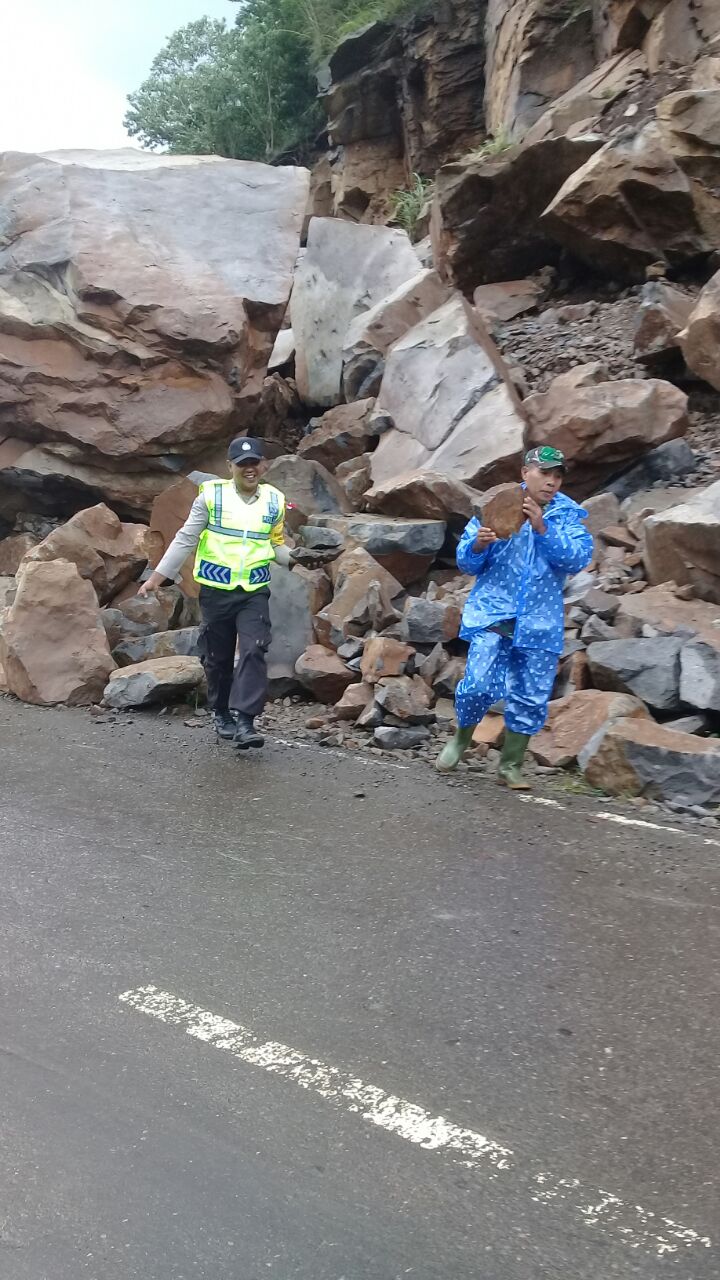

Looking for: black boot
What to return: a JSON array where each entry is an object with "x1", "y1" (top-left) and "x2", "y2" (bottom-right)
[
  {"x1": 234, "y1": 713, "x2": 265, "y2": 750},
  {"x1": 212, "y1": 711, "x2": 237, "y2": 741}
]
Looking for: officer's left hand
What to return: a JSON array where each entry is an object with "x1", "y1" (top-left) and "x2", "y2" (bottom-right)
[{"x1": 522, "y1": 495, "x2": 547, "y2": 535}]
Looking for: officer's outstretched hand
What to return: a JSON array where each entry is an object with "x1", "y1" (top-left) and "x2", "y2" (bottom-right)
[
  {"x1": 473, "y1": 527, "x2": 498, "y2": 551},
  {"x1": 137, "y1": 571, "x2": 164, "y2": 597}
]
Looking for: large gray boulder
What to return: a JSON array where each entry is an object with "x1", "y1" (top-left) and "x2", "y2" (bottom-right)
[
  {"x1": 308, "y1": 513, "x2": 446, "y2": 559},
  {"x1": 292, "y1": 218, "x2": 421, "y2": 408},
  {"x1": 0, "y1": 150, "x2": 309, "y2": 512},
  {"x1": 582, "y1": 718, "x2": 720, "y2": 806},
  {"x1": 342, "y1": 269, "x2": 451, "y2": 402},
  {"x1": 679, "y1": 639, "x2": 720, "y2": 712},
  {"x1": 103, "y1": 656, "x2": 205, "y2": 709},
  {"x1": 586, "y1": 637, "x2": 683, "y2": 711},
  {"x1": 370, "y1": 296, "x2": 525, "y2": 492}
]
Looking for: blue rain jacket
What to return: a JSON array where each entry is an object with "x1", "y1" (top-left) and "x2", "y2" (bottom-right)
[{"x1": 456, "y1": 491, "x2": 593, "y2": 655}]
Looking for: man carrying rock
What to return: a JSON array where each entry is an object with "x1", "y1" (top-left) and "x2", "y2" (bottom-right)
[
  {"x1": 436, "y1": 446, "x2": 593, "y2": 789},
  {"x1": 139, "y1": 437, "x2": 327, "y2": 750}
]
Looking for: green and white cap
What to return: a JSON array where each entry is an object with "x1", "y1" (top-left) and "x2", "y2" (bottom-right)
[{"x1": 523, "y1": 445, "x2": 566, "y2": 472}]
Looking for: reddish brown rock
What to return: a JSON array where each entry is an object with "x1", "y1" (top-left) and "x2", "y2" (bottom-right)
[
  {"x1": 542, "y1": 125, "x2": 714, "y2": 281},
  {"x1": 633, "y1": 281, "x2": 695, "y2": 365},
  {"x1": 679, "y1": 270, "x2": 720, "y2": 391},
  {"x1": 334, "y1": 681, "x2": 375, "y2": 721},
  {"x1": 530, "y1": 690, "x2": 650, "y2": 768},
  {"x1": 375, "y1": 674, "x2": 435, "y2": 724},
  {"x1": 294, "y1": 645, "x2": 359, "y2": 703},
  {"x1": 316, "y1": 547, "x2": 404, "y2": 648},
  {"x1": 147, "y1": 477, "x2": 199, "y2": 596},
  {"x1": 482, "y1": 485, "x2": 526, "y2": 539},
  {"x1": 473, "y1": 279, "x2": 544, "y2": 325},
  {"x1": 431, "y1": 135, "x2": 600, "y2": 292},
  {"x1": 524, "y1": 373, "x2": 688, "y2": 496},
  {"x1": 553, "y1": 649, "x2": 590, "y2": 699},
  {"x1": 473, "y1": 714, "x2": 505, "y2": 749},
  {"x1": 0, "y1": 559, "x2": 115, "y2": 705},
  {"x1": 581, "y1": 716, "x2": 720, "y2": 804},
  {"x1": 360, "y1": 637, "x2": 415, "y2": 685},
  {"x1": 0, "y1": 533, "x2": 38, "y2": 575},
  {"x1": 364, "y1": 470, "x2": 483, "y2": 522},
  {"x1": 20, "y1": 504, "x2": 149, "y2": 604},
  {"x1": 643, "y1": 481, "x2": 720, "y2": 602},
  {"x1": 0, "y1": 150, "x2": 308, "y2": 508},
  {"x1": 297, "y1": 400, "x2": 381, "y2": 471},
  {"x1": 615, "y1": 583, "x2": 720, "y2": 641},
  {"x1": 336, "y1": 454, "x2": 373, "y2": 510}
]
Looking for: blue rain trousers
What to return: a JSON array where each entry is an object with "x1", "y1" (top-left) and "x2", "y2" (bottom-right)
[{"x1": 455, "y1": 631, "x2": 559, "y2": 733}]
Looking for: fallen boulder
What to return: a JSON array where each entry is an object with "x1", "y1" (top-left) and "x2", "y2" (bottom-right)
[
  {"x1": 364, "y1": 470, "x2": 483, "y2": 522},
  {"x1": 679, "y1": 639, "x2": 720, "y2": 711},
  {"x1": 606, "y1": 439, "x2": 698, "y2": 502},
  {"x1": 0, "y1": 149, "x2": 308, "y2": 509},
  {"x1": 373, "y1": 724, "x2": 431, "y2": 750},
  {"x1": 103, "y1": 656, "x2": 205, "y2": 709},
  {"x1": 263, "y1": 455, "x2": 353, "y2": 519},
  {"x1": 375, "y1": 674, "x2": 435, "y2": 724},
  {"x1": 333, "y1": 681, "x2": 374, "y2": 721},
  {"x1": 268, "y1": 564, "x2": 332, "y2": 694},
  {"x1": 431, "y1": 135, "x2": 600, "y2": 292},
  {"x1": 342, "y1": 269, "x2": 451, "y2": 402},
  {"x1": 112, "y1": 627, "x2": 201, "y2": 668},
  {"x1": 309, "y1": 512, "x2": 446, "y2": 559},
  {"x1": 399, "y1": 597, "x2": 462, "y2": 645},
  {"x1": 542, "y1": 124, "x2": 714, "y2": 280},
  {"x1": 615, "y1": 584, "x2": 720, "y2": 642},
  {"x1": 643, "y1": 480, "x2": 720, "y2": 603},
  {"x1": 524, "y1": 370, "x2": 688, "y2": 496},
  {"x1": 633, "y1": 281, "x2": 695, "y2": 366},
  {"x1": 0, "y1": 533, "x2": 38, "y2": 575},
  {"x1": 294, "y1": 644, "x2": 359, "y2": 703},
  {"x1": 679, "y1": 269, "x2": 720, "y2": 391},
  {"x1": 0, "y1": 559, "x2": 115, "y2": 705},
  {"x1": 586, "y1": 636, "x2": 683, "y2": 711},
  {"x1": 292, "y1": 218, "x2": 421, "y2": 408},
  {"x1": 20, "y1": 504, "x2": 149, "y2": 604},
  {"x1": 371, "y1": 296, "x2": 525, "y2": 492},
  {"x1": 360, "y1": 637, "x2": 415, "y2": 684},
  {"x1": 530, "y1": 689, "x2": 650, "y2": 768},
  {"x1": 582, "y1": 718, "x2": 720, "y2": 805},
  {"x1": 297, "y1": 400, "x2": 382, "y2": 471}
]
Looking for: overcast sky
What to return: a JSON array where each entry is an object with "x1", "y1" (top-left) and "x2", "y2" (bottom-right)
[{"x1": 1, "y1": 0, "x2": 238, "y2": 154}]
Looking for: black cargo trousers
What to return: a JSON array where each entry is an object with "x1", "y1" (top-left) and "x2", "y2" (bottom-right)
[{"x1": 197, "y1": 584, "x2": 271, "y2": 719}]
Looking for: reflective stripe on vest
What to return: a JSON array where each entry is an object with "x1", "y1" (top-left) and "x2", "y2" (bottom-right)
[{"x1": 193, "y1": 480, "x2": 285, "y2": 592}]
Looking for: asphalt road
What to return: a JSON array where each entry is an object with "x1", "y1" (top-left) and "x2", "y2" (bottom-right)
[{"x1": 1, "y1": 697, "x2": 719, "y2": 1280}]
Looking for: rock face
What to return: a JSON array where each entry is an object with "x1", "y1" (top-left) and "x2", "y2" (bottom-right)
[
  {"x1": 680, "y1": 639, "x2": 720, "y2": 712},
  {"x1": 291, "y1": 218, "x2": 421, "y2": 408},
  {"x1": 0, "y1": 149, "x2": 309, "y2": 512},
  {"x1": 320, "y1": 6, "x2": 486, "y2": 222},
  {"x1": 524, "y1": 371, "x2": 688, "y2": 496},
  {"x1": 542, "y1": 123, "x2": 717, "y2": 280},
  {"x1": 643, "y1": 481, "x2": 720, "y2": 603},
  {"x1": 431, "y1": 136, "x2": 600, "y2": 292},
  {"x1": 371, "y1": 297, "x2": 525, "y2": 492},
  {"x1": 0, "y1": 559, "x2": 115, "y2": 705},
  {"x1": 0, "y1": 533, "x2": 37, "y2": 574},
  {"x1": 104, "y1": 656, "x2": 205, "y2": 709},
  {"x1": 20, "y1": 504, "x2": 149, "y2": 604},
  {"x1": 582, "y1": 718, "x2": 720, "y2": 805},
  {"x1": 342, "y1": 270, "x2": 451, "y2": 402},
  {"x1": 680, "y1": 270, "x2": 720, "y2": 390},
  {"x1": 633, "y1": 281, "x2": 695, "y2": 365},
  {"x1": 484, "y1": 0, "x2": 595, "y2": 138}
]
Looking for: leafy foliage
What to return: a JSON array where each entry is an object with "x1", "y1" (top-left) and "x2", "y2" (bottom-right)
[
  {"x1": 390, "y1": 174, "x2": 433, "y2": 239},
  {"x1": 124, "y1": 1, "x2": 431, "y2": 162}
]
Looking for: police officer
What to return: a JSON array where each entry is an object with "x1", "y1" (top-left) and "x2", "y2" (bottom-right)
[{"x1": 139, "y1": 437, "x2": 324, "y2": 750}]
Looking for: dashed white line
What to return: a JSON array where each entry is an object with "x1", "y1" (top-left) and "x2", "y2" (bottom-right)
[{"x1": 119, "y1": 984, "x2": 712, "y2": 1260}]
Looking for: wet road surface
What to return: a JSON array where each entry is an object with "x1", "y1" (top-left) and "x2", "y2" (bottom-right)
[{"x1": 1, "y1": 698, "x2": 718, "y2": 1279}]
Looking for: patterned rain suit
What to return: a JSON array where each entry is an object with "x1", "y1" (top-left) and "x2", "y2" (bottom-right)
[{"x1": 454, "y1": 491, "x2": 594, "y2": 734}]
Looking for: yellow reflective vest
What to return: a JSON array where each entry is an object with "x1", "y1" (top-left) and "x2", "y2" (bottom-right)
[{"x1": 193, "y1": 480, "x2": 286, "y2": 592}]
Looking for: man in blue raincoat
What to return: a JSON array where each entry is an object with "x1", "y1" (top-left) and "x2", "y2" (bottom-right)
[{"x1": 436, "y1": 445, "x2": 593, "y2": 789}]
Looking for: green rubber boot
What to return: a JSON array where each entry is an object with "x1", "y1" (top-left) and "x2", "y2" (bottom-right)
[
  {"x1": 436, "y1": 725, "x2": 475, "y2": 774},
  {"x1": 497, "y1": 730, "x2": 531, "y2": 790}
]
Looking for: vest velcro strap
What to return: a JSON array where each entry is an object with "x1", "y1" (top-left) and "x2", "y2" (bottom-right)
[{"x1": 206, "y1": 522, "x2": 271, "y2": 540}]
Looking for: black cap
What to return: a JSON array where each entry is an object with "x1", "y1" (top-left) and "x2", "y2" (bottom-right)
[{"x1": 228, "y1": 437, "x2": 264, "y2": 464}]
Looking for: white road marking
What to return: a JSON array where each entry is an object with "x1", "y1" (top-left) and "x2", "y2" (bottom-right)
[
  {"x1": 270, "y1": 737, "x2": 411, "y2": 771},
  {"x1": 120, "y1": 985, "x2": 712, "y2": 1259},
  {"x1": 596, "y1": 811, "x2": 720, "y2": 848},
  {"x1": 519, "y1": 795, "x2": 565, "y2": 808}
]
